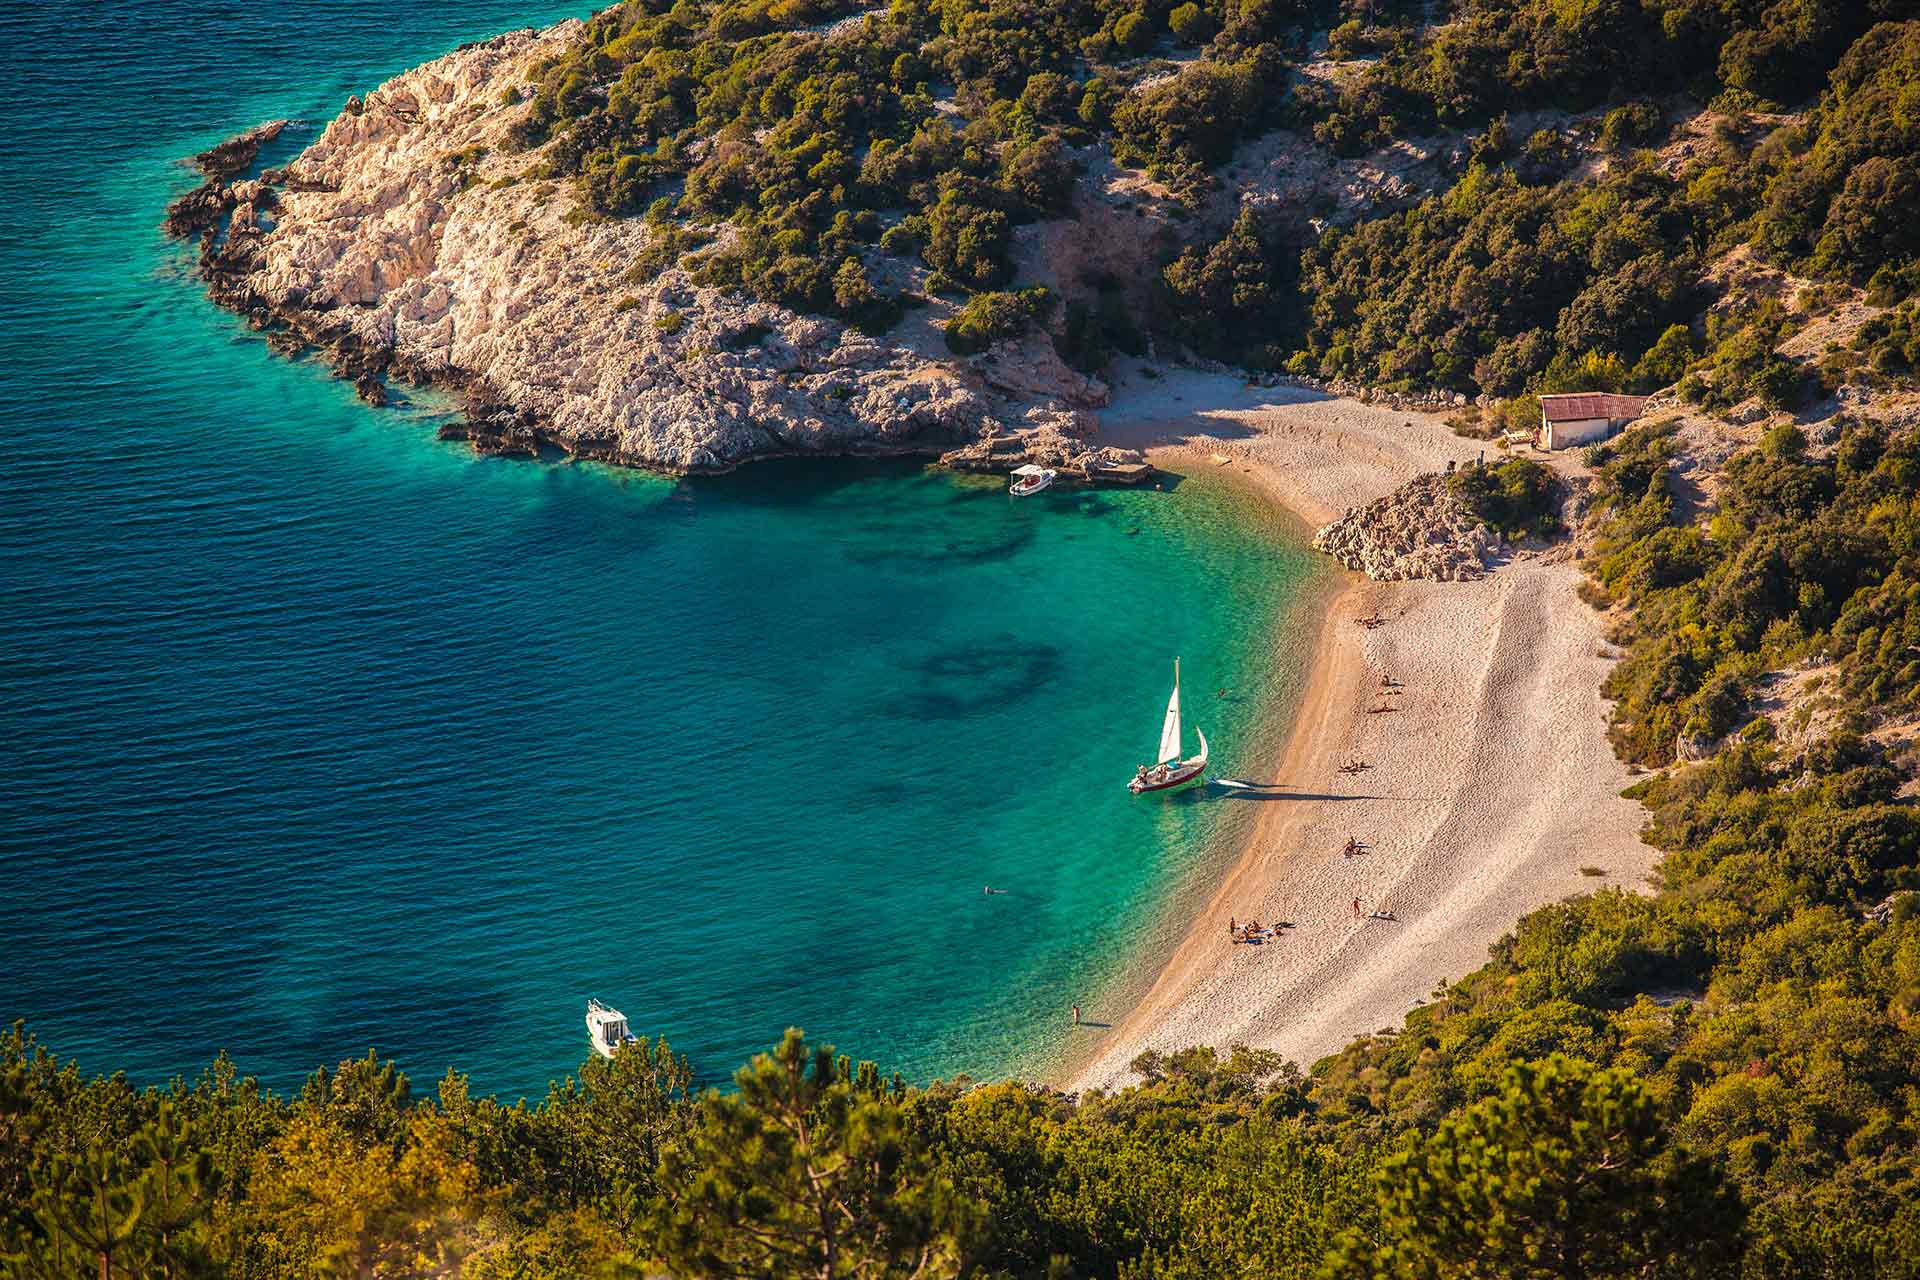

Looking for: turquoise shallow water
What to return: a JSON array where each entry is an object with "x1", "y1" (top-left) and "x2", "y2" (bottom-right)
[{"x1": 0, "y1": 1, "x2": 1318, "y2": 1097}]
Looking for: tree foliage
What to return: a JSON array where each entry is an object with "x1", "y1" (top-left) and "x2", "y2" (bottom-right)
[
  {"x1": 652, "y1": 1029, "x2": 965, "y2": 1279},
  {"x1": 1329, "y1": 1055, "x2": 1744, "y2": 1279}
]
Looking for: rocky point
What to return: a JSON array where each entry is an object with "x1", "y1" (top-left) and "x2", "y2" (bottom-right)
[{"x1": 162, "y1": 22, "x2": 1141, "y2": 479}]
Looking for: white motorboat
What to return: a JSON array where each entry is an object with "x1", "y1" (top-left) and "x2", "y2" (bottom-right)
[
  {"x1": 585, "y1": 998, "x2": 637, "y2": 1060},
  {"x1": 1128, "y1": 658, "x2": 1209, "y2": 795},
  {"x1": 1009, "y1": 464, "x2": 1057, "y2": 496}
]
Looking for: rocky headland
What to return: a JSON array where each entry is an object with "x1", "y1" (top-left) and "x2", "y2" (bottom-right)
[{"x1": 165, "y1": 22, "x2": 1139, "y2": 478}]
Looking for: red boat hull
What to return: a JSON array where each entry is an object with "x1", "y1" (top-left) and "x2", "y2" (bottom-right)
[{"x1": 1129, "y1": 763, "x2": 1207, "y2": 794}]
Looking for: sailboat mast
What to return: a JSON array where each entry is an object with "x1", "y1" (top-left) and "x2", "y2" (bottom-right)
[{"x1": 1157, "y1": 657, "x2": 1184, "y2": 765}]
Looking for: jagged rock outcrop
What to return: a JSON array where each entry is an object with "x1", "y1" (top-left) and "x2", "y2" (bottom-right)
[
  {"x1": 164, "y1": 122, "x2": 289, "y2": 240},
  {"x1": 192, "y1": 120, "x2": 289, "y2": 179},
  {"x1": 1673, "y1": 732, "x2": 1720, "y2": 762},
  {"x1": 973, "y1": 335, "x2": 1110, "y2": 409},
  {"x1": 161, "y1": 24, "x2": 1110, "y2": 476},
  {"x1": 1313, "y1": 471, "x2": 1501, "y2": 581},
  {"x1": 938, "y1": 408, "x2": 1146, "y2": 476},
  {"x1": 1866, "y1": 890, "x2": 1916, "y2": 926}
]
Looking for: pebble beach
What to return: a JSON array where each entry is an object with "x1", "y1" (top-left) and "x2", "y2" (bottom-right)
[{"x1": 1067, "y1": 366, "x2": 1662, "y2": 1089}]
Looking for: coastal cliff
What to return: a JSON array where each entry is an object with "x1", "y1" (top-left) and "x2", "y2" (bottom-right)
[{"x1": 169, "y1": 23, "x2": 1133, "y2": 476}]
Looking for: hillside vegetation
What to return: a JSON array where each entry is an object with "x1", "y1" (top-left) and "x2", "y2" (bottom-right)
[
  {"x1": 493, "y1": 0, "x2": 1917, "y2": 405},
  {"x1": 11, "y1": 0, "x2": 1920, "y2": 1275}
]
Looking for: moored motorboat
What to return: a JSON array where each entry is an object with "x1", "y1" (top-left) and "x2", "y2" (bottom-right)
[
  {"x1": 585, "y1": 997, "x2": 638, "y2": 1059},
  {"x1": 1129, "y1": 658, "x2": 1209, "y2": 795},
  {"x1": 1009, "y1": 464, "x2": 1057, "y2": 496}
]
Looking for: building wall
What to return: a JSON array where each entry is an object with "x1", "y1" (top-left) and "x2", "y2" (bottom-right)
[{"x1": 1543, "y1": 415, "x2": 1612, "y2": 450}]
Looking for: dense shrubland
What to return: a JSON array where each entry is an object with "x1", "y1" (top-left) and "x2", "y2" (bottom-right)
[
  {"x1": 0, "y1": 1022, "x2": 1769, "y2": 1277},
  {"x1": 498, "y1": 0, "x2": 1335, "y2": 322},
  {"x1": 493, "y1": 0, "x2": 1920, "y2": 416},
  {"x1": 1589, "y1": 415, "x2": 1920, "y2": 767},
  {"x1": 1297, "y1": 0, "x2": 1902, "y2": 152},
  {"x1": 1183, "y1": 9, "x2": 1920, "y2": 399},
  {"x1": 1287, "y1": 159, "x2": 1709, "y2": 393},
  {"x1": 1222, "y1": 12, "x2": 1920, "y2": 396}
]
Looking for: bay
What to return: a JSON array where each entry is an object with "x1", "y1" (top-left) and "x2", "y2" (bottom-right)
[{"x1": 0, "y1": 0, "x2": 1318, "y2": 1097}]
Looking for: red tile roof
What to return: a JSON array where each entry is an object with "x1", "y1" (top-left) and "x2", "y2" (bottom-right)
[{"x1": 1539, "y1": 392, "x2": 1648, "y2": 423}]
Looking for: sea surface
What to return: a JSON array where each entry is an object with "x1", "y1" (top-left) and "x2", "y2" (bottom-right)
[{"x1": 0, "y1": 0, "x2": 1318, "y2": 1098}]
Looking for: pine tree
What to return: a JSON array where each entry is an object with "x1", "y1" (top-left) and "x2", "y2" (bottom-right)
[
  {"x1": 1326, "y1": 1054, "x2": 1745, "y2": 1279},
  {"x1": 651, "y1": 1028, "x2": 969, "y2": 1279},
  {"x1": 3, "y1": 1103, "x2": 219, "y2": 1280}
]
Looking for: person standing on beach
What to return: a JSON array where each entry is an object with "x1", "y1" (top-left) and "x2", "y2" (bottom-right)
[
  {"x1": 1072, "y1": 1004, "x2": 1082, "y2": 1026},
  {"x1": 1353, "y1": 896, "x2": 1362, "y2": 918}
]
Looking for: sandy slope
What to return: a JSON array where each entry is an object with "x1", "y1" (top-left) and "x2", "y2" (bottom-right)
[{"x1": 1066, "y1": 367, "x2": 1659, "y2": 1091}]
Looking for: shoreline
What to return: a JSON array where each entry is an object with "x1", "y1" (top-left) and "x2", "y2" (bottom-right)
[
  {"x1": 1026, "y1": 465, "x2": 1341, "y2": 1087},
  {"x1": 167, "y1": 35, "x2": 1142, "y2": 481},
  {"x1": 1067, "y1": 544, "x2": 1365, "y2": 1082},
  {"x1": 1061, "y1": 367, "x2": 1659, "y2": 1092}
]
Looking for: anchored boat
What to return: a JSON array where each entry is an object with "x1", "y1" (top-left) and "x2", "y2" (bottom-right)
[
  {"x1": 585, "y1": 998, "x2": 637, "y2": 1060},
  {"x1": 1129, "y1": 658, "x2": 1209, "y2": 795},
  {"x1": 1009, "y1": 464, "x2": 1057, "y2": 496}
]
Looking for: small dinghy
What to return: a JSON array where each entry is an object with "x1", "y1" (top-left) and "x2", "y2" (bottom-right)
[
  {"x1": 585, "y1": 997, "x2": 637, "y2": 1060},
  {"x1": 1129, "y1": 658, "x2": 1209, "y2": 795},
  {"x1": 1009, "y1": 464, "x2": 1057, "y2": 496}
]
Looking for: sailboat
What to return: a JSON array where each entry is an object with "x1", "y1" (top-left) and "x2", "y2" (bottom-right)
[{"x1": 1128, "y1": 658, "x2": 1209, "y2": 794}]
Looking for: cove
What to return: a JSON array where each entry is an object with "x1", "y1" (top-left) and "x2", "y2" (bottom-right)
[{"x1": 0, "y1": 0, "x2": 1318, "y2": 1097}]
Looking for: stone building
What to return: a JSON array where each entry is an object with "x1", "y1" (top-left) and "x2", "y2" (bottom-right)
[{"x1": 1537, "y1": 392, "x2": 1648, "y2": 450}]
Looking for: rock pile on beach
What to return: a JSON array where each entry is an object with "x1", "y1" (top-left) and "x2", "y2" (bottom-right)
[{"x1": 1312, "y1": 471, "x2": 1500, "y2": 581}]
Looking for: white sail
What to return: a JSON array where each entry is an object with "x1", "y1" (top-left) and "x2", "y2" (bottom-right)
[{"x1": 1156, "y1": 660, "x2": 1183, "y2": 764}]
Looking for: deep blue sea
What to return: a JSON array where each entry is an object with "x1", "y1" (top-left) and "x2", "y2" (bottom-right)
[{"x1": 0, "y1": 1, "x2": 1318, "y2": 1099}]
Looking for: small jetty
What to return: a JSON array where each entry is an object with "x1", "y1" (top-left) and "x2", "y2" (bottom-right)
[{"x1": 1083, "y1": 458, "x2": 1155, "y2": 487}]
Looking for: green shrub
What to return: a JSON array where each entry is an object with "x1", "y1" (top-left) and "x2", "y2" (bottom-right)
[
  {"x1": 1019, "y1": 71, "x2": 1078, "y2": 121},
  {"x1": 1168, "y1": 3, "x2": 1214, "y2": 45},
  {"x1": 944, "y1": 286, "x2": 1056, "y2": 355},
  {"x1": 1449, "y1": 458, "x2": 1559, "y2": 539},
  {"x1": 923, "y1": 179, "x2": 1013, "y2": 291},
  {"x1": 1113, "y1": 11, "x2": 1153, "y2": 55},
  {"x1": 1599, "y1": 101, "x2": 1662, "y2": 151},
  {"x1": 1631, "y1": 323, "x2": 1697, "y2": 391},
  {"x1": 878, "y1": 224, "x2": 918, "y2": 256},
  {"x1": 1327, "y1": 19, "x2": 1368, "y2": 60}
]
